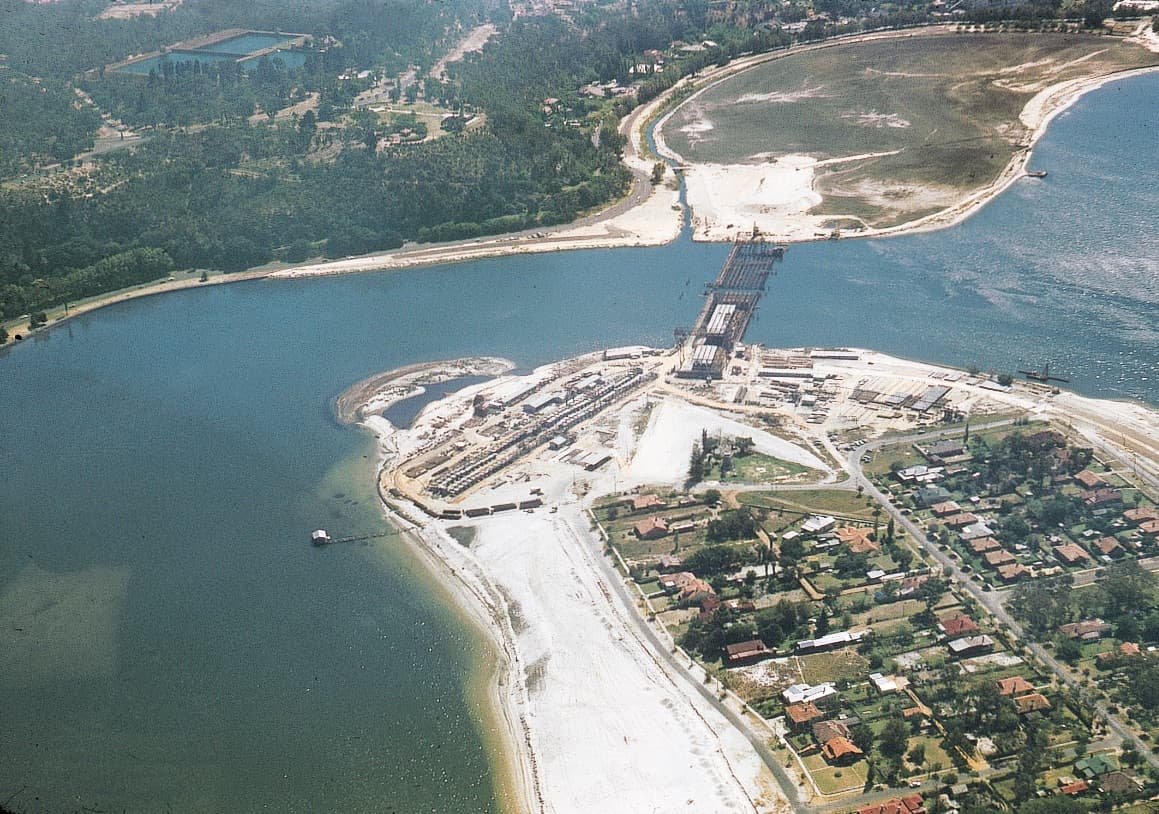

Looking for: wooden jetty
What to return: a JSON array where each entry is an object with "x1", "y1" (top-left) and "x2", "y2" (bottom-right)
[{"x1": 311, "y1": 528, "x2": 390, "y2": 546}]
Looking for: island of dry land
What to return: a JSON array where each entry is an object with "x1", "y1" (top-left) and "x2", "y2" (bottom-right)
[{"x1": 342, "y1": 328, "x2": 1159, "y2": 813}]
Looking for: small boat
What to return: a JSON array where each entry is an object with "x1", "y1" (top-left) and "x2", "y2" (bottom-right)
[{"x1": 1026, "y1": 170, "x2": 1048, "y2": 179}]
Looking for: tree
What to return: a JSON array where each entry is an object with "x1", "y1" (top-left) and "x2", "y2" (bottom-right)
[
  {"x1": 878, "y1": 718, "x2": 909, "y2": 760},
  {"x1": 0, "y1": 325, "x2": 7, "y2": 344},
  {"x1": 651, "y1": 162, "x2": 665, "y2": 185},
  {"x1": 702, "y1": 488, "x2": 721, "y2": 506},
  {"x1": 688, "y1": 442, "x2": 705, "y2": 484}
]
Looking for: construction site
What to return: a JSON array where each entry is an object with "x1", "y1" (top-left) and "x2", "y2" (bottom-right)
[{"x1": 676, "y1": 240, "x2": 784, "y2": 380}]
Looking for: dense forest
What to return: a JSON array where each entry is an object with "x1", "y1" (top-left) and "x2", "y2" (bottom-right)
[{"x1": 0, "y1": 0, "x2": 1126, "y2": 329}]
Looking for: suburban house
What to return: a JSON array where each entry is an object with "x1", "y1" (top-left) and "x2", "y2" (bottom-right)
[
  {"x1": 1053, "y1": 543, "x2": 1092, "y2": 565},
  {"x1": 983, "y1": 549, "x2": 1016, "y2": 568},
  {"x1": 783, "y1": 682, "x2": 838, "y2": 706},
  {"x1": 947, "y1": 635, "x2": 994, "y2": 658},
  {"x1": 929, "y1": 500, "x2": 961, "y2": 517},
  {"x1": 939, "y1": 613, "x2": 980, "y2": 637},
  {"x1": 634, "y1": 516, "x2": 669, "y2": 539},
  {"x1": 1073, "y1": 469, "x2": 1106, "y2": 489},
  {"x1": 795, "y1": 629, "x2": 867, "y2": 653},
  {"x1": 856, "y1": 796, "x2": 926, "y2": 814},
  {"x1": 968, "y1": 536, "x2": 1001, "y2": 554},
  {"x1": 723, "y1": 638, "x2": 775, "y2": 665},
  {"x1": 630, "y1": 493, "x2": 666, "y2": 512},
  {"x1": 785, "y1": 701, "x2": 825, "y2": 730},
  {"x1": 996, "y1": 676, "x2": 1035, "y2": 696},
  {"x1": 1093, "y1": 537, "x2": 1124, "y2": 558},
  {"x1": 869, "y1": 673, "x2": 909, "y2": 694},
  {"x1": 656, "y1": 554, "x2": 683, "y2": 572},
  {"x1": 1059, "y1": 619, "x2": 1112, "y2": 640},
  {"x1": 821, "y1": 736, "x2": 864, "y2": 764},
  {"x1": 1097, "y1": 641, "x2": 1141, "y2": 667},
  {"x1": 1014, "y1": 693, "x2": 1052, "y2": 714}
]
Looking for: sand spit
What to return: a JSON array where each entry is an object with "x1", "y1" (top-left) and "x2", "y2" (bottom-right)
[{"x1": 334, "y1": 356, "x2": 514, "y2": 424}]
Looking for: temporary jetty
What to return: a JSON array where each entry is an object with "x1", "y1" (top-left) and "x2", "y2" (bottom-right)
[
  {"x1": 1018, "y1": 363, "x2": 1069, "y2": 383},
  {"x1": 311, "y1": 529, "x2": 390, "y2": 546}
]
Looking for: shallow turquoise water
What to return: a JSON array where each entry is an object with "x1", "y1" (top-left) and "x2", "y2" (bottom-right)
[{"x1": 0, "y1": 71, "x2": 1155, "y2": 813}]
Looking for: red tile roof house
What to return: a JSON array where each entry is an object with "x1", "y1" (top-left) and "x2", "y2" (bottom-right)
[
  {"x1": 677, "y1": 577, "x2": 714, "y2": 605},
  {"x1": 944, "y1": 513, "x2": 979, "y2": 528},
  {"x1": 857, "y1": 795, "x2": 926, "y2": 814},
  {"x1": 630, "y1": 493, "x2": 666, "y2": 512},
  {"x1": 996, "y1": 676, "x2": 1035, "y2": 696},
  {"x1": 1093, "y1": 537, "x2": 1124, "y2": 558},
  {"x1": 1059, "y1": 780, "x2": 1089, "y2": 796},
  {"x1": 930, "y1": 501, "x2": 961, "y2": 517},
  {"x1": 1140, "y1": 519, "x2": 1159, "y2": 538},
  {"x1": 1097, "y1": 641, "x2": 1141, "y2": 667},
  {"x1": 939, "y1": 613, "x2": 979, "y2": 637},
  {"x1": 1015, "y1": 693, "x2": 1053, "y2": 714},
  {"x1": 821, "y1": 736, "x2": 864, "y2": 764},
  {"x1": 996, "y1": 563, "x2": 1032, "y2": 582},
  {"x1": 785, "y1": 701, "x2": 824, "y2": 729},
  {"x1": 1123, "y1": 507, "x2": 1159, "y2": 525},
  {"x1": 1074, "y1": 469, "x2": 1106, "y2": 489},
  {"x1": 968, "y1": 536, "x2": 1001, "y2": 554},
  {"x1": 836, "y1": 526, "x2": 878, "y2": 553},
  {"x1": 723, "y1": 638, "x2": 774, "y2": 665},
  {"x1": 983, "y1": 549, "x2": 1016, "y2": 568},
  {"x1": 1053, "y1": 543, "x2": 1093, "y2": 565},
  {"x1": 634, "y1": 516, "x2": 669, "y2": 540},
  {"x1": 813, "y1": 719, "x2": 853, "y2": 744},
  {"x1": 1083, "y1": 488, "x2": 1123, "y2": 508}
]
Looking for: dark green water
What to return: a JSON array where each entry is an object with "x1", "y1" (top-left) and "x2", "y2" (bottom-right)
[{"x1": 0, "y1": 72, "x2": 1155, "y2": 813}]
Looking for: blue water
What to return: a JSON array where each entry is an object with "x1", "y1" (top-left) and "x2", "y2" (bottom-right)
[
  {"x1": 210, "y1": 33, "x2": 298, "y2": 55},
  {"x1": 0, "y1": 71, "x2": 1156, "y2": 813},
  {"x1": 115, "y1": 32, "x2": 302, "y2": 75}
]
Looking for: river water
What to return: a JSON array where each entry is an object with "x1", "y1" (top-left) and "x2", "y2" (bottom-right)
[{"x1": 0, "y1": 71, "x2": 1155, "y2": 813}]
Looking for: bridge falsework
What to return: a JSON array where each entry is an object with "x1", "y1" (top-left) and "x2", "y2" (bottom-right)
[{"x1": 678, "y1": 239, "x2": 784, "y2": 379}]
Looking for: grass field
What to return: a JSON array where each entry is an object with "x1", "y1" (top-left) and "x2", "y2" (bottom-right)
[
  {"x1": 662, "y1": 32, "x2": 1158, "y2": 227},
  {"x1": 741, "y1": 489, "x2": 879, "y2": 520}
]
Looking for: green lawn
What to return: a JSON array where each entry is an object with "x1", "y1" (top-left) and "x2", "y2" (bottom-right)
[
  {"x1": 709, "y1": 452, "x2": 814, "y2": 483},
  {"x1": 742, "y1": 489, "x2": 879, "y2": 521}
]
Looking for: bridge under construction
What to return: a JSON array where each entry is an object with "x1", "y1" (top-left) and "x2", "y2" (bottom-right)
[{"x1": 677, "y1": 239, "x2": 784, "y2": 379}]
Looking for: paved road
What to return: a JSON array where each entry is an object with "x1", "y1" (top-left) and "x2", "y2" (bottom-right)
[{"x1": 846, "y1": 424, "x2": 1159, "y2": 774}]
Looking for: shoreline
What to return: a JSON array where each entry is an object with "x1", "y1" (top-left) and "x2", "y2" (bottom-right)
[
  {"x1": 357, "y1": 345, "x2": 1159, "y2": 814},
  {"x1": 654, "y1": 44, "x2": 1159, "y2": 242},
  {"x1": 4, "y1": 33, "x2": 1154, "y2": 345}
]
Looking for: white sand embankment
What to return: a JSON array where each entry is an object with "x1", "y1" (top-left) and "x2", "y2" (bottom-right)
[
  {"x1": 625, "y1": 396, "x2": 830, "y2": 487},
  {"x1": 461, "y1": 509, "x2": 779, "y2": 813}
]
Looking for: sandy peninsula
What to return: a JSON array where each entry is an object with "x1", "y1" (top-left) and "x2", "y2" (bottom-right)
[{"x1": 346, "y1": 341, "x2": 1159, "y2": 814}]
